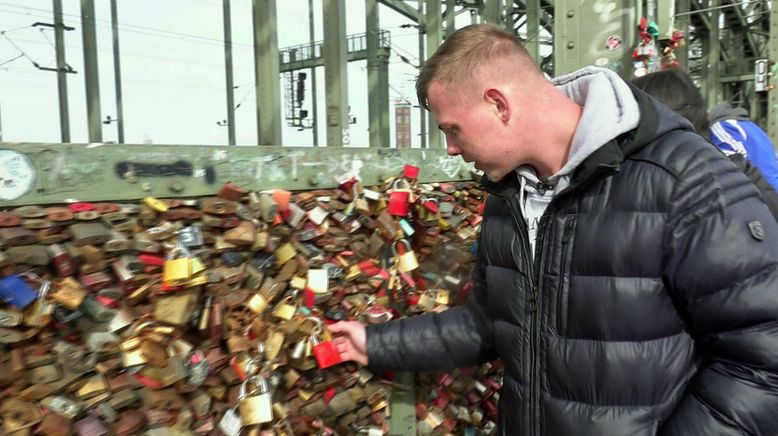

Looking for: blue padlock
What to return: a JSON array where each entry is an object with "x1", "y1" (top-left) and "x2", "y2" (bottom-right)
[{"x1": 0, "y1": 274, "x2": 37, "y2": 310}]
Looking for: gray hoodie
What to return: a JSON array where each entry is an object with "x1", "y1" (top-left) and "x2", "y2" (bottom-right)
[{"x1": 517, "y1": 67, "x2": 641, "y2": 256}]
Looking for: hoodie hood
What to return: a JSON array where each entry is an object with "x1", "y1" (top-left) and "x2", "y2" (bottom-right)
[
  {"x1": 710, "y1": 103, "x2": 750, "y2": 124},
  {"x1": 514, "y1": 67, "x2": 642, "y2": 256},
  {"x1": 515, "y1": 67, "x2": 641, "y2": 189},
  {"x1": 548, "y1": 66, "x2": 641, "y2": 180}
]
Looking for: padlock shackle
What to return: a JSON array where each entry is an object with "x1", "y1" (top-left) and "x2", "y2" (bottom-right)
[
  {"x1": 304, "y1": 316, "x2": 324, "y2": 342},
  {"x1": 238, "y1": 374, "x2": 269, "y2": 399},
  {"x1": 391, "y1": 178, "x2": 410, "y2": 189},
  {"x1": 391, "y1": 239, "x2": 412, "y2": 257}
]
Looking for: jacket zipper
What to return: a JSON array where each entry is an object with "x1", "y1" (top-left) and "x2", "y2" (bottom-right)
[{"x1": 505, "y1": 194, "x2": 543, "y2": 436}]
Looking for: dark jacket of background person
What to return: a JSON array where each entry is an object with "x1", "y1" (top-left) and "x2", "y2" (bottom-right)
[
  {"x1": 632, "y1": 68, "x2": 778, "y2": 219},
  {"x1": 366, "y1": 86, "x2": 778, "y2": 435}
]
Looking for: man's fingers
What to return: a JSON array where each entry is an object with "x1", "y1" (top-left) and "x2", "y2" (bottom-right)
[{"x1": 328, "y1": 321, "x2": 353, "y2": 335}]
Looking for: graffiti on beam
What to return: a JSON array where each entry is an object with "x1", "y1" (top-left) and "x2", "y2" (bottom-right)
[{"x1": 28, "y1": 148, "x2": 108, "y2": 198}]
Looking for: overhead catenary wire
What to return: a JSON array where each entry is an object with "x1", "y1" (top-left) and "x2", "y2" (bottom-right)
[{"x1": 0, "y1": 2, "x2": 256, "y2": 49}]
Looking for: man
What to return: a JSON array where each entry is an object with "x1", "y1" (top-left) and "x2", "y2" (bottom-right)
[
  {"x1": 331, "y1": 24, "x2": 778, "y2": 435},
  {"x1": 709, "y1": 102, "x2": 778, "y2": 191}
]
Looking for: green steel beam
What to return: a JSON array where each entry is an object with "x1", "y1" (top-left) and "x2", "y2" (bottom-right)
[
  {"x1": 553, "y1": 0, "x2": 636, "y2": 77},
  {"x1": 705, "y1": 0, "x2": 721, "y2": 107},
  {"x1": 388, "y1": 372, "x2": 416, "y2": 435},
  {"x1": 52, "y1": 0, "x2": 71, "y2": 143},
  {"x1": 426, "y1": 0, "x2": 442, "y2": 148},
  {"x1": 323, "y1": 0, "x2": 350, "y2": 146},
  {"x1": 223, "y1": 0, "x2": 236, "y2": 146},
  {"x1": 525, "y1": 0, "x2": 540, "y2": 62},
  {"x1": 769, "y1": 0, "x2": 778, "y2": 146},
  {"x1": 253, "y1": 0, "x2": 282, "y2": 145},
  {"x1": 80, "y1": 0, "x2": 103, "y2": 143},
  {"x1": 367, "y1": 0, "x2": 390, "y2": 148},
  {"x1": 378, "y1": 0, "x2": 423, "y2": 24},
  {"x1": 280, "y1": 51, "x2": 389, "y2": 72},
  {"x1": 483, "y1": 0, "x2": 503, "y2": 26},
  {"x1": 444, "y1": 0, "x2": 456, "y2": 38},
  {"x1": 0, "y1": 143, "x2": 474, "y2": 206},
  {"x1": 675, "y1": 0, "x2": 690, "y2": 69}
]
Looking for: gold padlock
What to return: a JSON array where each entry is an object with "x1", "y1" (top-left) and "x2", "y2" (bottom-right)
[
  {"x1": 272, "y1": 296, "x2": 298, "y2": 321},
  {"x1": 274, "y1": 243, "x2": 297, "y2": 265},
  {"x1": 143, "y1": 196, "x2": 169, "y2": 213},
  {"x1": 247, "y1": 293, "x2": 269, "y2": 314},
  {"x1": 392, "y1": 239, "x2": 419, "y2": 272},
  {"x1": 154, "y1": 289, "x2": 199, "y2": 326},
  {"x1": 238, "y1": 375, "x2": 273, "y2": 425},
  {"x1": 163, "y1": 247, "x2": 192, "y2": 285}
]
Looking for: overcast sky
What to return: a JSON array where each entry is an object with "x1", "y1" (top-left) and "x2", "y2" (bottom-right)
[{"x1": 0, "y1": 0, "x2": 467, "y2": 147}]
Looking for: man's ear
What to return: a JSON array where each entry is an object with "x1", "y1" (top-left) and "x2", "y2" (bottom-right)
[{"x1": 485, "y1": 88, "x2": 510, "y2": 123}]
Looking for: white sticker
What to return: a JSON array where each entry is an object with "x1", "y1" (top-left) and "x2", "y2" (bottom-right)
[
  {"x1": 0, "y1": 150, "x2": 35, "y2": 201},
  {"x1": 213, "y1": 149, "x2": 228, "y2": 161}
]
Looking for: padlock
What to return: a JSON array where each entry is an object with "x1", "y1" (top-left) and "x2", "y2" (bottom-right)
[
  {"x1": 273, "y1": 296, "x2": 298, "y2": 320},
  {"x1": 393, "y1": 239, "x2": 419, "y2": 272},
  {"x1": 23, "y1": 279, "x2": 53, "y2": 327},
  {"x1": 0, "y1": 308, "x2": 22, "y2": 327},
  {"x1": 163, "y1": 247, "x2": 192, "y2": 285},
  {"x1": 154, "y1": 288, "x2": 198, "y2": 325},
  {"x1": 387, "y1": 179, "x2": 412, "y2": 216},
  {"x1": 41, "y1": 395, "x2": 81, "y2": 419},
  {"x1": 46, "y1": 243, "x2": 75, "y2": 277},
  {"x1": 69, "y1": 221, "x2": 111, "y2": 246},
  {"x1": 74, "y1": 414, "x2": 109, "y2": 436},
  {"x1": 274, "y1": 242, "x2": 297, "y2": 265},
  {"x1": 247, "y1": 292, "x2": 270, "y2": 314},
  {"x1": 0, "y1": 274, "x2": 37, "y2": 310},
  {"x1": 309, "y1": 317, "x2": 343, "y2": 369},
  {"x1": 219, "y1": 408, "x2": 243, "y2": 436},
  {"x1": 238, "y1": 374, "x2": 274, "y2": 425},
  {"x1": 307, "y1": 268, "x2": 329, "y2": 294}
]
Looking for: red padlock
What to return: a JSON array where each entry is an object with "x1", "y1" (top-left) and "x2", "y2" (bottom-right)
[
  {"x1": 309, "y1": 319, "x2": 342, "y2": 369},
  {"x1": 48, "y1": 243, "x2": 75, "y2": 277},
  {"x1": 402, "y1": 164, "x2": 420, "y2": 180},
  {"x1": 387, "y1": 180, "x2": 412, "y2": 216}
]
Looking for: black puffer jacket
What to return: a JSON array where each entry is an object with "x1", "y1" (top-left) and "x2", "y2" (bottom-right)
[{"x1": 366, "y1": 89, "x2": 778, "y2": 435}]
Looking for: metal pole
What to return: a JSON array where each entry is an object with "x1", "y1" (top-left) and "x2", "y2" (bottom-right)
[
  {"x1": 80, "y1": 0, "x2": 102, "y2": 143},
  {"x1": 323, "y1": 0, "x2": 349, "y2": 146},
  {"x1": 109, "y1": 0, "x2": 124, "y2": 143},
  {"x1": 526, "y1": 0, "x2": 540, "y2": 62},
  {"x1": 706, "y1": 0, "x2": 721, "y2": 108},
  {"x1": 309, "y1": 0, "x2": 319, "y2": 147},
  {"x1": 445, "y1": 0, "x2": 455, "y2": 38},
  {"x1": 53, "y1": 0, "x2": 71, "y2": 143},
  {"x1": 418, "y1": 1, "x2": 426, "y2": 148},
  {"x1": 223, "y1": 0, "x2": 236, "y2": 145},
  {"x1": 768, "y1": 0, "x2": 778, "y2": 146},
  {"x1": 426, "y1": 0, "x2": 442, "y2": 148},
  {"x1": 253, "y1": 0, "x2": 282, "y2": 145}
]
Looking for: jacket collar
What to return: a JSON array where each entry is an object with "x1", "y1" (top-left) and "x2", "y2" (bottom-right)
[{"x1": 482, "y1": 83, "x2": 659, "y2": 198}]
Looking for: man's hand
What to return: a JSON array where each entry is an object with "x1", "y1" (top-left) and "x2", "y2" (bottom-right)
[{"x1": 329, "y1": 321, "x2": 368, "y2": 365}]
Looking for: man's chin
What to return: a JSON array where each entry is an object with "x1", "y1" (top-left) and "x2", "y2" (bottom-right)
[{"x1": 485, "y1": 170, "x2": 506, "y2": 182}]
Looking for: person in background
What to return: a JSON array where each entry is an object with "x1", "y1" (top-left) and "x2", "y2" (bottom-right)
[
  {"x1": 709, "y1": 102, "x2": 778, "y2": 191},
  {"x1": 632, "y1": 68, "x2": 778, "y2": 219},
  {"x1": 331, "y1": 24, "x2": 778, "y2": 435}
]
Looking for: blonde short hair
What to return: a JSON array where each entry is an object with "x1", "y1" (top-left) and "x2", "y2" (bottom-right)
[{"x1": 416, "y1": 24, "x2": 535, "y2": 110}]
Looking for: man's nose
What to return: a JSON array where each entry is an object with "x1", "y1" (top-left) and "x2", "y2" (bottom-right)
[{"x1": 446, "y1": 141, "x2": 460, "y2": 157}]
